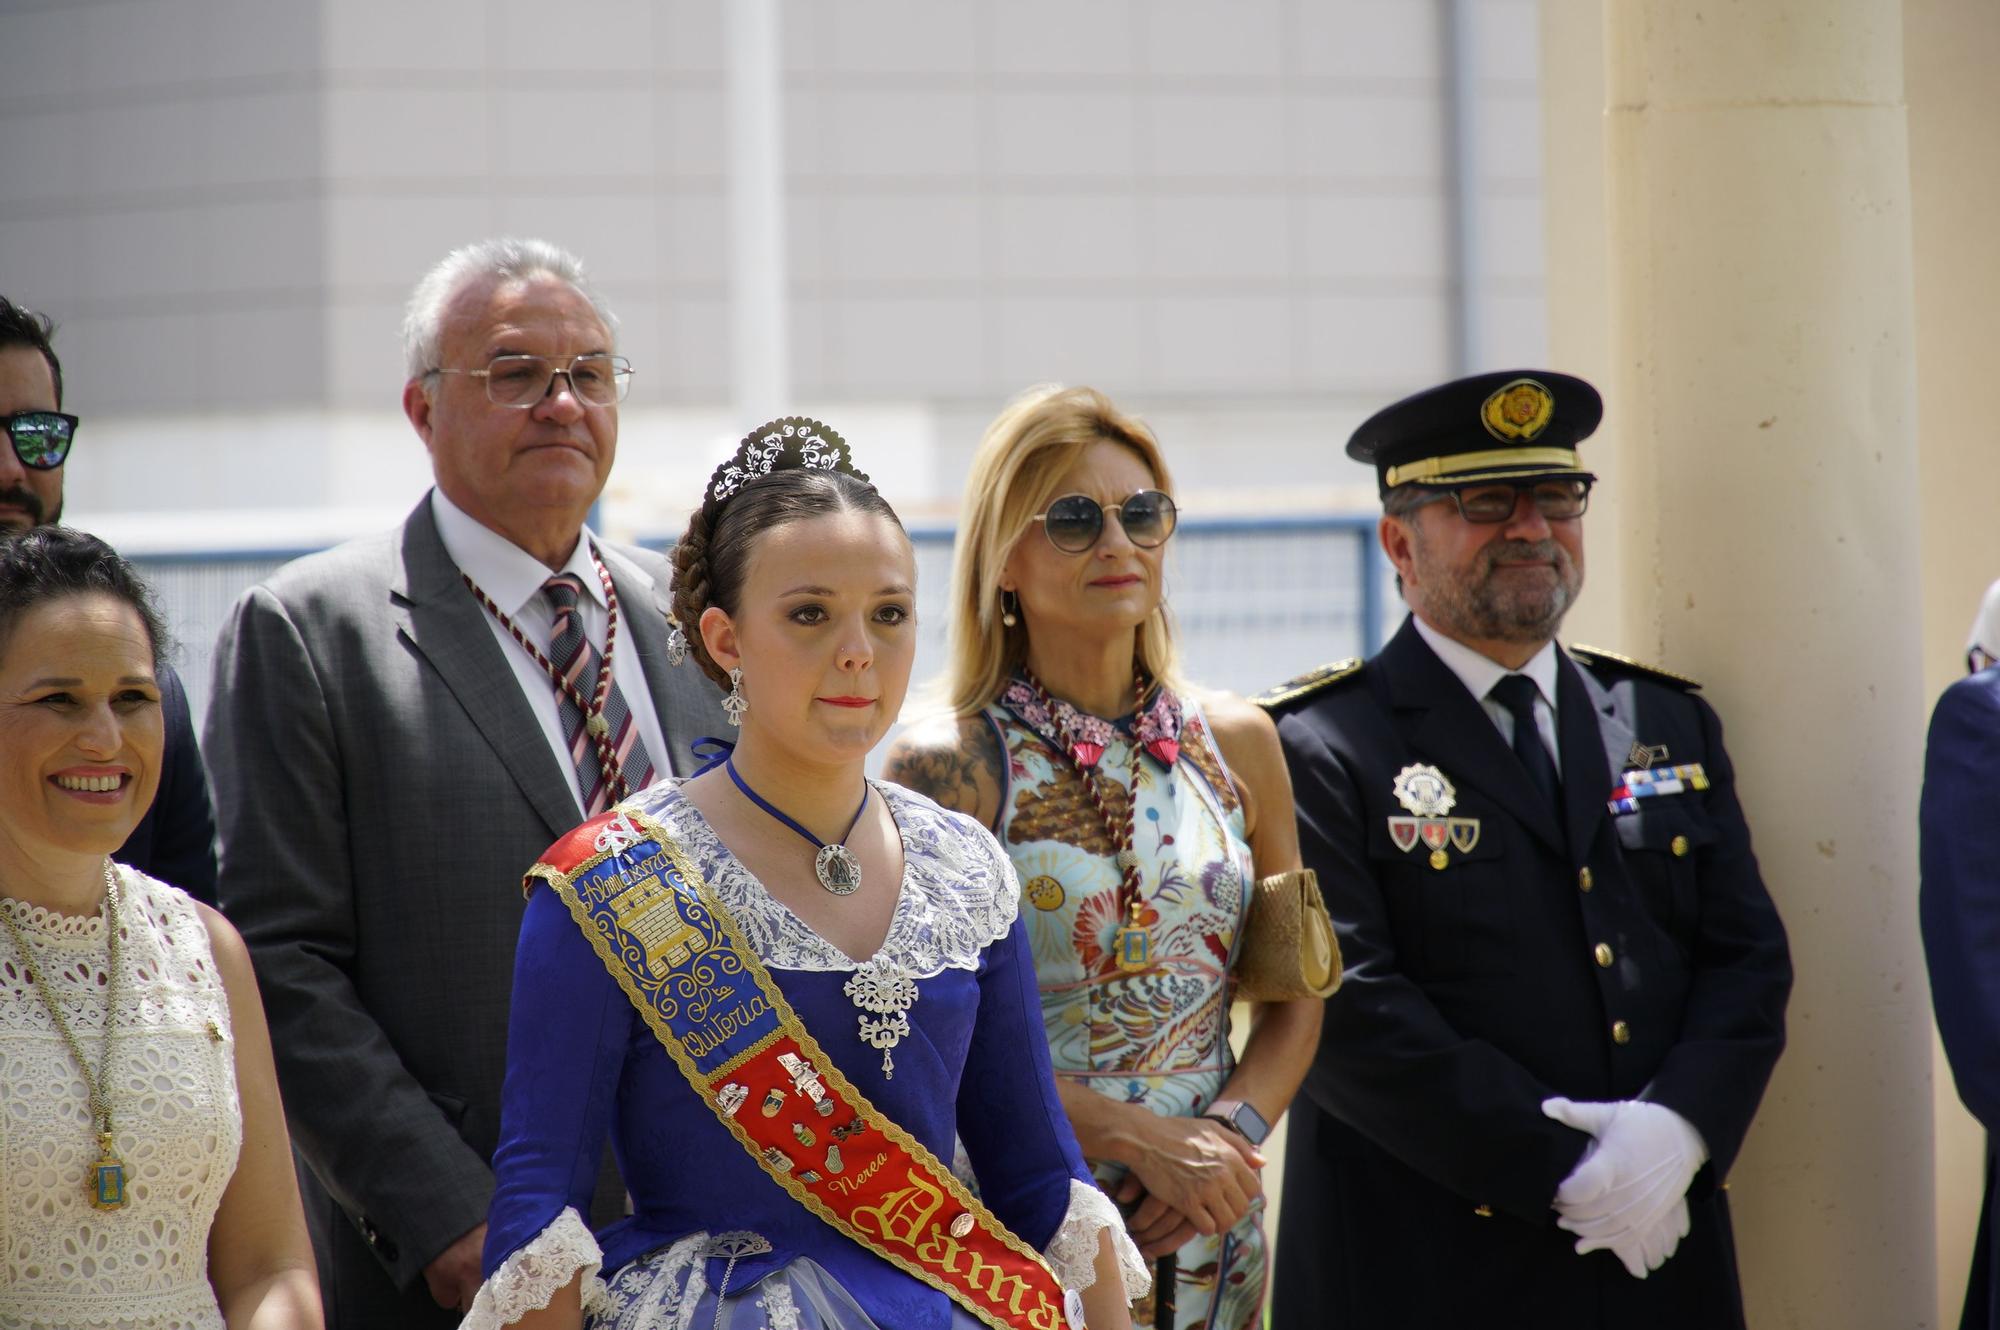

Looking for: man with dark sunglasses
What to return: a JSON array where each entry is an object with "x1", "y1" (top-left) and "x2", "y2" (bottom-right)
[
  {"x1": 1256, "y1": 370, "x2": 1791, "y2": 1328},
  {"x1": 0, "y1": 294, "x2": 219, "y2": 902},
  {"x1": 0, "y1": 302, "x2": 73, "y2": 534}
]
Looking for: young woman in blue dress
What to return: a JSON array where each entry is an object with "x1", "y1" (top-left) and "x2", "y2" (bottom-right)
[{"x1": 463, "y1": 422, "x2": 1142, "y2": 1330}]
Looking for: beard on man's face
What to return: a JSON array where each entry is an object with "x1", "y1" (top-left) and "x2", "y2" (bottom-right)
[
  {"x1": 0, "y1": 484, "x2": 48, "y2": 535},
  {"x1": 1409, "y1": 531, "x2": 1583, "y2": 646}
]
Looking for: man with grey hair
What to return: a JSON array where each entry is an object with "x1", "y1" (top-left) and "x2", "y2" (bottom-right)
[{"x1": 206, "y1": 238, "x2": 716, "y2": 1327}]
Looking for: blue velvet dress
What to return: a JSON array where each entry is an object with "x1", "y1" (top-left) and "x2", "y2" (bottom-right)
[{"x1": 462, "y1": 780, "x2": 1141, "y2": 1330}]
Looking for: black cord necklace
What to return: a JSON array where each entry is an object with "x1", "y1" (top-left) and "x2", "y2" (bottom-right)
[{"x1": 726, "y1": 757, "x2": 870, "y2": 895}]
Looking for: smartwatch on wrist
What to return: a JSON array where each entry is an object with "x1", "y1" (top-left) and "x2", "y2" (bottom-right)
[{"x1": 1201, "y1": 1099, "x2": 1271, "y2": 1146}]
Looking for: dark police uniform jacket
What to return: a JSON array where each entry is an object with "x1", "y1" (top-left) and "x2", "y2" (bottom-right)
[{"x1": 1262, "y1": 617, "x2": 1791, "y2": 1329}]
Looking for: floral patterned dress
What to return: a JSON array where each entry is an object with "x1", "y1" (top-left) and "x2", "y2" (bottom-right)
[{"x1": 985, "y1": 678, "x2": 1264, "y2": 1330}]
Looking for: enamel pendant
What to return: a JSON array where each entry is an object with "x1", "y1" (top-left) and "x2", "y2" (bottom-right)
[
  {"x1": 1112, "y1": 903, "x2": 1152, "y2": 973},
  {"x1": 89, "y1": 1133, "x2": 127, "y2": 1211},
  {"x1": 816, "y1": 843, "x2": 862, "y2": 896}
]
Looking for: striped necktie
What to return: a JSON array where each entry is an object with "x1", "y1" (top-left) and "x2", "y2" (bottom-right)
[{"x1": 543, "y1": 573, "x2": 655, "y2": 815}]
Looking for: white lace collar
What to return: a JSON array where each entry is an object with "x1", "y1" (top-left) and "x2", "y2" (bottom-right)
[
  {"x1": 631, "y1": 778, "x2": 1018, "y2": 977},
  {"x1": 0, "y1": 886, "x2": 111, "y2": 944}
]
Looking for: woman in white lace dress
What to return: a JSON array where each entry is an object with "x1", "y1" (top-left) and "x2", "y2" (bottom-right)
[
  {"x1": 464, "y1": 423, "x2": 1143, "y2": 1329},
  {"x1": 0, "y1": 527, "x2": 320, "y2": 1330}
]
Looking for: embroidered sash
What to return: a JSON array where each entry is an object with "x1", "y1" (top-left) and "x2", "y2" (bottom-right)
[{"x1": 527, "y1": 807, "x2": 1077, "y2": 1330}]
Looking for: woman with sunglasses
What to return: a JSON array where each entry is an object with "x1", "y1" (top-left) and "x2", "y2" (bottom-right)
[{"x1": 886, "y1": 386, "x2": 1322, "y2": 1330}]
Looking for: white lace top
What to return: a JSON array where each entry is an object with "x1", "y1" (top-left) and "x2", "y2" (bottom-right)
[{"x1": 0, "y1": 867, "x2": 240, "y2": 1330}]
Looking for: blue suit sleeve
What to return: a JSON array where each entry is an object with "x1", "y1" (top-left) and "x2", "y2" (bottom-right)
[
  {"x1": 482, "y1": 882, "x2": 636, "y2": 1275},
  {"x1": 955, "y1": 854, "x2": 1095, "y2": 1251},
  {"x1": 1921, "y1": 674, "x2": 2000, "y2": 1129}
]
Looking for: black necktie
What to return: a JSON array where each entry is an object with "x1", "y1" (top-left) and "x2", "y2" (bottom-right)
[{"x1": 1490, "y1": 673, "x2": 1562, "y2": 818}]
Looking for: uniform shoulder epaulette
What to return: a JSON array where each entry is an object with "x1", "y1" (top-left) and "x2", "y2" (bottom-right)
[
  {"x1": 1569, "y1": 644, "x2": 1701, "y2": 691},
  {"x1": 1252, "y1": 658, "x2": 1363, "y2": 710}
]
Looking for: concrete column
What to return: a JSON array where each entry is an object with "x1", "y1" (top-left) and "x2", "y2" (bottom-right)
[
  {"x1": 1536, "y1": 0, "x2": 1620, "y2": 650},
  {"x1": 1601, "y1": 2, "x2": 1932, "y2": 1323},
  {"x1": 1906, "y1": 2, "x2": 2000, "y2": 1320}
]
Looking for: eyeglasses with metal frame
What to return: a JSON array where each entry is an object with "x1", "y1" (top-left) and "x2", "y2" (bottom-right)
[
  {"x1": 428, "y1": 353, "x2": 633, "y2": 408},
  {"x1": 2, "y1": 411, "x2": 78, "y2": 470},
  {"x1": 1407, "y1": 478, "x2": 1593, "y2": 525},
  {"x1": 1030, "y1": 489, "x2": 1179, "y2": 554}
]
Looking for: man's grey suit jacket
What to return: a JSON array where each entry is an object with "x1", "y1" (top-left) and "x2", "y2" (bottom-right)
[{"x1": 205, "y1": 496, "x2": 717, "y2": 1327}]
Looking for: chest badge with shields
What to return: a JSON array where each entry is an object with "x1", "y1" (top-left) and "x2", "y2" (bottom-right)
[{"x1": 1388, "y1": 763, "x2": 1482, "y2": 870}]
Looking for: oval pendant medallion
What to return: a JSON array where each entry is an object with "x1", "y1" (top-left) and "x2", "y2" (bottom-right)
[{"x1": 816, "y1": 843, "x2": 862, "y2": 896}]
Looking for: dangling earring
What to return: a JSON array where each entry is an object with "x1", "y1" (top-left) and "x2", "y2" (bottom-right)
[
  {"x1": 665, "y1": 616, "x2": 689, "y2": 667},
  {"x1": 722, "y1": 666, "x2": 749, "y2": 726},
  {"x1": 1000, "y1": 588, "x2": 1019, "y2": 628}
]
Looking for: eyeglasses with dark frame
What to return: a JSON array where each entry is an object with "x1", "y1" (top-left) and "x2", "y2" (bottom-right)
[
  {"x1": 428, "y1": 353, "x2": 633, "y2": 408},
  {"x1": 1407, "y1": 478, "x2": 1593, "y2": 525},
  {"x1": 1030, "y1": 489, "x2": 1179, "y2": 554},
  {"x1": 2, "y1": 411, "x2": 79, "y2": 470}
]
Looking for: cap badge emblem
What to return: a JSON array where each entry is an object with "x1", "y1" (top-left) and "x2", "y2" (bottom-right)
[{"x1": 1481, "y1": 378, "x2": 1556, "y2": 442}]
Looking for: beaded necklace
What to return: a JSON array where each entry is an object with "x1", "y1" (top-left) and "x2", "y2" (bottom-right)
[
  {"x1": 0, "y1": 859, "x2": 130, "y2": 1210},
  {"x1": 1018, "y1": 668, "x2": 1158, "y2": 973}
]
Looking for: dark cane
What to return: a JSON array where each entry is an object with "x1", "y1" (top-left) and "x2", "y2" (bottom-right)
[{"x1": 1154, "y1": 1253, "x2": 1177, "y2": 1328}]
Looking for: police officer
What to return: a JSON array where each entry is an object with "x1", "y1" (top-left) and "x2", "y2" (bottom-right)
[{"x1": 1260, "y1": 370, "x2": 1791, "y2": 1327}]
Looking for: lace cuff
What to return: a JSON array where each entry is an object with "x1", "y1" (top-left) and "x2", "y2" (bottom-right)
[
  {"x1": 459, "y1": 1207, "x2": 604, "y2": 1330},
  {"x1": 1042, "y1": 1179, "x2": 1150, "y2": 1300}
]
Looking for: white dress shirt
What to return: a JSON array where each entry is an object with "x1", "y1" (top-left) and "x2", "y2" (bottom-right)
[
  {"x1": 1411, "y1": 616, "x2": 1563, "y2": 778},
  {"x1": 431, "y1": 488, "x2": 670, "y2": 813}
]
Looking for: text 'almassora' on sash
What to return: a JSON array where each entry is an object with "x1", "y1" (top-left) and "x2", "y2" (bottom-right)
[{"x1": 525, "y1": 807, "x2": 1081, "y2": 1330}]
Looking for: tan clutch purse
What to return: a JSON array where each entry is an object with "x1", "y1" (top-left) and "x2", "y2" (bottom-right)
[{"x1": 1234, "y1": 868, "x2": 1342, "y2": 1002}]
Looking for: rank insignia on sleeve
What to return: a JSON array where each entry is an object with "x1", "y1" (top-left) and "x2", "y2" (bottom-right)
[{"x1": 1387, "y1": 764, "x2": 1480, "y2": 869}]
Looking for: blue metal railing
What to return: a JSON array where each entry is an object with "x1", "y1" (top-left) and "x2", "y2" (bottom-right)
[{"x1": 131, "y1": 514, "x2": 1395, "y2": 729}]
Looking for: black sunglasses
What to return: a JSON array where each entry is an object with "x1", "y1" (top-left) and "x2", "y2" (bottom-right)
[
  {"x1": 3, "y1": 411, "x2": 78, "y2": 470},
  {"x1": 1031, "y1": 489, "x2": 1178, "y2": 554}
]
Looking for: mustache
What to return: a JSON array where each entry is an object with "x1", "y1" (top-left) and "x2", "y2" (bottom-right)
[
  {"x1": 1479, "y1": 538, "x2": 1568, "y2": 572},
  {"x1": 0, "y1": 485, "x2": 45, "y2": 524}
]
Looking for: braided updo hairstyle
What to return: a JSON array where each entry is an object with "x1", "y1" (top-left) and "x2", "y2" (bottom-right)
[{"x1": 671, "y1": 423, "x2": 905, "y2": 691}]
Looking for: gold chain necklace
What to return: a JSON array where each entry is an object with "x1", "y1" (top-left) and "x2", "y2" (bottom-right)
[{"x1": 0, "y1": 859, "x2": 129, "y2": 1211}]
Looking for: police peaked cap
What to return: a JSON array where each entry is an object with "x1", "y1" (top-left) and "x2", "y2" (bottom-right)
[{"x1": 1349, "y1": 369, "x2": 1602, "y2": 495}]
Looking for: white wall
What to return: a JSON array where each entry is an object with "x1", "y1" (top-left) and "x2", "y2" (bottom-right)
[{"x1": 0, "y1": 0, "x2": 1549, "y2": 542}]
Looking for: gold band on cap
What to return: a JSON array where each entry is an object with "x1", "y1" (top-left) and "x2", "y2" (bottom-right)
[{"x1": 1385, "y1": 446, "x2": 1582, "y2": 489}]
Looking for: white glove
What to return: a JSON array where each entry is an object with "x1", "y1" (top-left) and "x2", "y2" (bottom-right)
[{"x1": 1543, "y1": 1097, "x2": 1708, "y2": 1279}]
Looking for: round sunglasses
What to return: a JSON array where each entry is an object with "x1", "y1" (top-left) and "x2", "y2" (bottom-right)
[{"x1": 1030, "y1": 489, "x2": 1178, "y2": 554}]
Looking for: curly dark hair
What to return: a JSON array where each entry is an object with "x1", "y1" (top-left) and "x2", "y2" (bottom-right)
[
  {"x1": 0, "y1": 526, "x2": 167, "y2": 670},
  {"x1": 671, "y1": 468, "x2": 905, "y2": 690}
]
